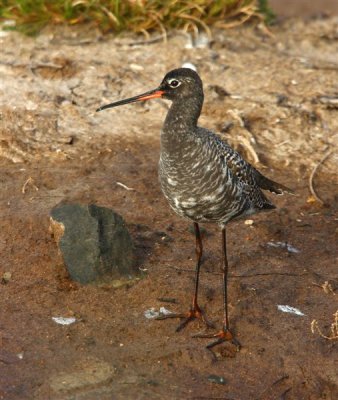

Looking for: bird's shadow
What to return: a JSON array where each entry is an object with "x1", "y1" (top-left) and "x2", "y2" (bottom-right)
[{"x1": 129, "y1": 223, "x2": 174, "y2": 268}]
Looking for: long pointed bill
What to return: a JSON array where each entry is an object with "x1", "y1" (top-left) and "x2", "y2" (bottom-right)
[{"x1": 96, "y1": 88, "x2": 165, "y2": 112}]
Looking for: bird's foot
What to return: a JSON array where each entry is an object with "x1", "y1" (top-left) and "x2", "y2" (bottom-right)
[
  {"x1": 193, "y1": 326, "x2": 241, "y2": 354},
  {"x1": 156, "y1": 303, "x2": 215, "y2": 332}
]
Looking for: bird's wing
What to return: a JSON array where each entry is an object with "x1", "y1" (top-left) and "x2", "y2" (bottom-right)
[
  {"x1": 252, "y1": 169, "x2": 294, "y2": 195},
  {"x1": 204, "y1": 129, "x2": 293, "y2": 196}
]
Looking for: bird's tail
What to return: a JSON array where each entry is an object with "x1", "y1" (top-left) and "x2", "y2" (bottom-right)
[{"x1": 254, "y1": 170, "x2": 295, "y2": 195}]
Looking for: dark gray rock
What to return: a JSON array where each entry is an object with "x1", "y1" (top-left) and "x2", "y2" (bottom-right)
[{"x1": 50, "y1": 204, "x2": 136, "y2": 284}]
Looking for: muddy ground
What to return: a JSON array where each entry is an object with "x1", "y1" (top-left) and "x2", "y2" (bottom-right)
[{"x1": 0, "y1": 13, "x2": 337, "y2": 400}]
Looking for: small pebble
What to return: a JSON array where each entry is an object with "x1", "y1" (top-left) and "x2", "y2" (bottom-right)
[
  {"x1": 52, "y1": 316, "x2": 76, "y2": 325},
  {"x1": 277, "y1": 305, "x2": 305, "y2": 316},
  {"x1": 207, "y1": 374, "x2": 227, "y2": 385},
  {"x1": 1, "y1": 272, "x2": 12, "y2": 284},
  {"x1": 244, "y1": 219, "x2": 254, "y2": 226},
  {"x1": 182, "y1": 62, "x2": 197, "y2": 71},
  {"x1": 129, "y1": 63, "x2": 144, "y2": 72},
  {"x1": 267, "y1": 241, "x2": 300, "y2": 254},
  {"x1": 144, "y1": 307, "x2": 172, "y2": 319}
]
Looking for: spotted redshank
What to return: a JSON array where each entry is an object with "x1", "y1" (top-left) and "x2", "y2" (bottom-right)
[{"x1": 96, "y1": 68, "x2": 293, "y2": 352}]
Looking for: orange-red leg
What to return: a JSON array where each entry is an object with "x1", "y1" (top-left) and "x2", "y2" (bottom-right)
[
  {"x1": 156, "y1": 222, "x2": 214, "y2": 331},
  {"x1": 193, "y1": 227, "x2": 240, "y2": 351}
]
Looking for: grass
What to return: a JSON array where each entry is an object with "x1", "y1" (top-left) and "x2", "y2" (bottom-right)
[{"x1": 0, "y1": 0, "x2": 274, "y2": 36}]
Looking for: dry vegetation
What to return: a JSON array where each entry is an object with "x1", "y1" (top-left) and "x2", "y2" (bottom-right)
[{"x1": 0, "y1": 0, "x2": 271, "y2": 35}]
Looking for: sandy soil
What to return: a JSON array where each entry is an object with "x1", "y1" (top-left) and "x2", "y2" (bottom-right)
[
  {"x1": 0, "y1": 15, "x2": 337, "y2": 400},
  {"x1": 270, "y1": 0, "x2": 338, "y2": 18}
]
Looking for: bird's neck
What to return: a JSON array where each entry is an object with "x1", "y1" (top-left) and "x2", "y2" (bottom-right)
[{"x1": 161, "y1": 96, "x2": 203, "y2": 150}]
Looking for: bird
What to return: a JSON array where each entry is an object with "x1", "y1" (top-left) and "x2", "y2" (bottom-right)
[{"x1": 96, "y1": 68, "x2": 293, "y2": 351}]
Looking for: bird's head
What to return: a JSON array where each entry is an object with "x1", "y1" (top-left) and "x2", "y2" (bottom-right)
[{"x1": 96, "y1": 68, "x2": 203, "y2": 112}]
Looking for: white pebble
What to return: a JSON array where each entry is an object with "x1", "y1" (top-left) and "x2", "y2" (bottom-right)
[
  {"x1": 129, "y1": 63, "x2": 144, "y2": 72},
  {"x1": 52, "y1": 316, "x2": 76, "y2": 325},
  {"x1": 182, "y1": 63, "x2": 197, "y2": 72},
  {"x1": 277, "y1": 305, "x2": 305, "y2": 316}
]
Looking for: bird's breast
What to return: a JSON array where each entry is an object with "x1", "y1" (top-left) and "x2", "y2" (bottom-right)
[{"x1": 158, "y1": 149, "x2": 243, "y2": 223}]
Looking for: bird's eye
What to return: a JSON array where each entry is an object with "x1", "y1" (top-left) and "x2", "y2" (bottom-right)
[{"x1": 168, "y1": 79, "x2": 181, "y2": 88}]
